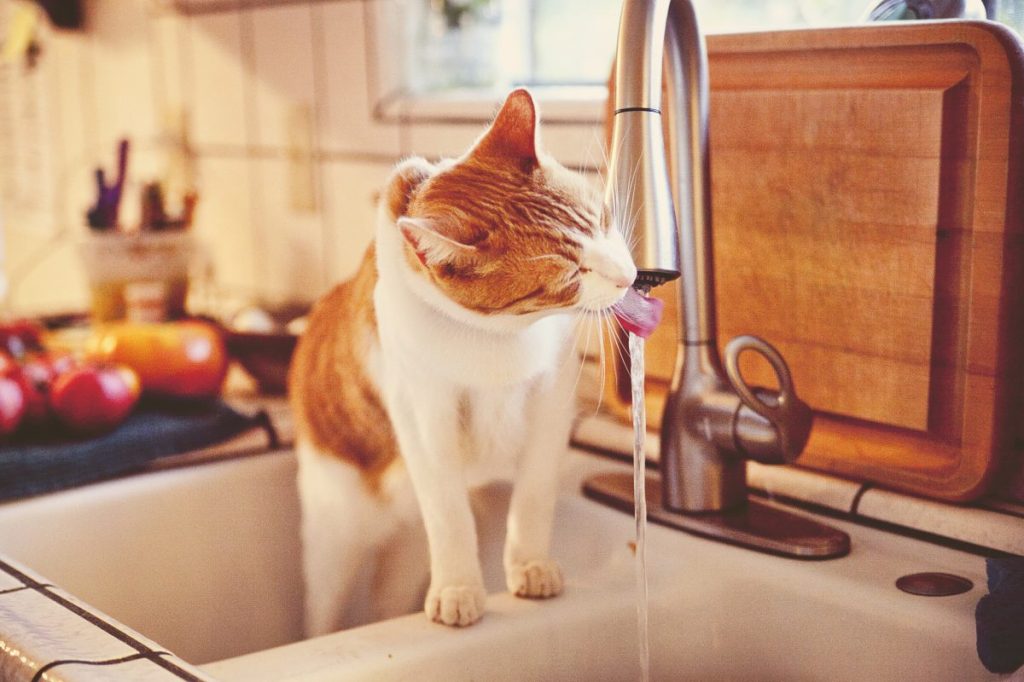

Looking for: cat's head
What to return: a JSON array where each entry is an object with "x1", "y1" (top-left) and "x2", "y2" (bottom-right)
[{"x1": 385, "y1": 89, "x2": 636, "y2": 320}]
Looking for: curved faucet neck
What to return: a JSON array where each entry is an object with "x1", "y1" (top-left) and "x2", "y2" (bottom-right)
[{"x1": 608, "y1": 0, "x2": 716, "y2": 345}]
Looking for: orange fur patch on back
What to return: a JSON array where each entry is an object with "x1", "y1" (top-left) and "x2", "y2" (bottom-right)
[{"x1": 288, "y1": 245, "x2": 397, "y2": 491}]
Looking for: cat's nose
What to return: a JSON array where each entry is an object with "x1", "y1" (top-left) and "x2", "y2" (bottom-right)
[
  {"x1": 614, "y1": 261, "x2": 638, "y2": 289},
  {"x1": 588, "y1": 243, "x2": 637, "y2": 288}
]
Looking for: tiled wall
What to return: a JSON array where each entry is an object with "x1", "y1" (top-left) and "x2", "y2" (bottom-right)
[{"x1": 2, "y1": 0, "x2": 606, "y2": 314}]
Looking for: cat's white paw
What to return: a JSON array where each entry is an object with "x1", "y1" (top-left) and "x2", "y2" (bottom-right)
[
  {"x1": 424, "y1": 584, "x2": 487, "y2": 627},
  {"x1": 506, "y1": 559, "x2": 564, "y2": 599}
]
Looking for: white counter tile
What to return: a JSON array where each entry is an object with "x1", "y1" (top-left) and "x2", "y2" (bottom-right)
[
  {"x1": 857, "y1": 487, "x2": 1024, "y2": 555},
  {"x1": 0, "y1": 588, "x2": 138, "y2": 681}
]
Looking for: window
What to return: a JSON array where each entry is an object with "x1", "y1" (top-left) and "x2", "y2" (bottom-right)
[{"x1": 405, "y1": 0, "x2": 873, "y2": 94}]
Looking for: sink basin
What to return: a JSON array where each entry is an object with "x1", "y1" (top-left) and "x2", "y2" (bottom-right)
[{"x1": 0, "y1": 449, "x2": 998, "y2": 681}]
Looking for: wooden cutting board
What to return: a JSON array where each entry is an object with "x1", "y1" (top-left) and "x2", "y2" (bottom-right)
[{"x1": 602, "y1": 21, "x2": 1024, "y2": 502}]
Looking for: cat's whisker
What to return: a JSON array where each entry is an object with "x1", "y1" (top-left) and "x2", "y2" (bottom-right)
[
  {"x1": 605, "y1": 310, "x2": 631, "y2": 367},
  {"x1": 569, "y1": 313, "x2": 597, "y2": 404},
  {"x1": 584, "y1": 126, "x2": 608, "y2": 179},
  {"x1": 600, "y1": 304, "x2": 631, "y2": 362},
  {"x1": 563, "y1": 308, "x2": 591, "y2": 375},
  {"x1": 608, "y1": 192, "x2": 639, "y2": 253},
  {"x1": 620, "y1": 155, "x2": 644, "y2": 245}
]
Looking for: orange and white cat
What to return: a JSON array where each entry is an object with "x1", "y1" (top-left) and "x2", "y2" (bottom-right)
[{"x1": 289, "y1": 89, "x2": 636, "y2": 633}]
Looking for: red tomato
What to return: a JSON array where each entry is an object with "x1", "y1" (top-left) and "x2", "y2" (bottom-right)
[
  {"x1": 9, "y1": 372, "x2": 47, "y2": 423},
  {"x1": 50, "y1": 364, "x2": 140, "y2": 433},
  {"x1": 0, "y1": 376, "x2": 26, "y2": 435},
  {"x1": 12, "y1": 352, "x2": 78, "y2": 424},
  {"x1": 0, "y1": 351, "x2": 17, "y2": 377},
  {"x1": 0, "y1": 320, "x2": 44, "y2": 359}
]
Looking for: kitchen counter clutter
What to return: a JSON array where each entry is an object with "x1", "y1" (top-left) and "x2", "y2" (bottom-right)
[
  {"x1": 0, "y1": 314, "x2": 290, "y2": 502},
  {"x1": 0, "y1": 364, "x2": 294, "y2": 497},
  {"x1": 0, "y1": 314, "x2": 298, "y2": 501}
]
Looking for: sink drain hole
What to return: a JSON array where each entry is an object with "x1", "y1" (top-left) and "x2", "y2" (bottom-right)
[{"x1": 896, "y1": 572, "x2": 973, "y2": 597}]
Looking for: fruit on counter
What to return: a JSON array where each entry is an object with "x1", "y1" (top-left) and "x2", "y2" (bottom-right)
[
  {"x1": 0, "y1": 376, "x2": 26, "y2": 435},
  {"x1": 86, "y1": 320, "x2": 228, "y2": 398},
  {"x1": 12, "y1": 352, "x2": 77, "y2": 423},
  {"x1": 10, "y1": 367, "x2": 48, "y2": 423},
  {"x1": 0, "y1": 325, "x2": 141, "y2": 437},
  {"x1": 0, "y1": 319, "x2": 44, "y2": 358},
  {"x1": 49, "y1": 364, "x2": 141, "y2": 433},
  {"x1": 0, "y1": 350, "x2": 17, "y2": 377}
]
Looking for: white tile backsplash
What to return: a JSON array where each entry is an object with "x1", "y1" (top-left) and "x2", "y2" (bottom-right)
[
  {"x1": 4, "y1": 234, "x2": 89, "y2": 313},
  {"x1": 321, "y1": 159, "x2": 392, "y2": 284},
  {"x1": 151, "y1": 12, "x2": 187, "y2": 119},
  {"x1": 48, "y1": 30, "x2": 91, "y2": 178},
  {"x1": 87, "y1": 0, "x2": 159, "y2": 151},
  {"x1": 192, "y1": 157, "x2": 259, "y2": 295},
  {"x1": 188, "y1": 11, "x2": 248, "y2": 149},
  {"x1": 318, "y1": 1, "x2": 401, "y2": 157},
  {"x1": 403, "y1": 120, "x2": 483, "y2": 159},
  {"x1": 364, "y1": 0, "x2": 408, "y2": 102},
  {"x1": 542, "y1": 122, "x2": 608, "y2": 170},
  {"x1": 250, "y1": 4, "x2": 316, "y2": 149},
  {"x1": 251, "y1": 157, "x2": 327, "y2": 302}
]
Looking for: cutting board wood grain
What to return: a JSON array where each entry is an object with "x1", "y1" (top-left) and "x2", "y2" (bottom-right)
[{"x1": 603, "y1": 22, "x2": 1024, "y2": 502}]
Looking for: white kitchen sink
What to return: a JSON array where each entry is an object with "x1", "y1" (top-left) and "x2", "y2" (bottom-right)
[{"x1": 0, "y1": 449, "x2": 999, "y2": 681}]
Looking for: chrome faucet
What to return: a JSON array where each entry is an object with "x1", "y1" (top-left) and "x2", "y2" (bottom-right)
[{"x1": 585, "y1": 0, "x2": 849, "y2": 558}]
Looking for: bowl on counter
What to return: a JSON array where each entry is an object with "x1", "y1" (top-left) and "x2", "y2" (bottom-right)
[{"x1": 223, "y1": 304, "x2": 307, "y2": 394}]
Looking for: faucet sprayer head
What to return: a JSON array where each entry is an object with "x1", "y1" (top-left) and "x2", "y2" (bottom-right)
[
  {"x1": 606, "y1": 109, "x2": 682, "y2": 290},
  {"x1": 633, "y1": 269, "x2": 678, "y2": 290}
]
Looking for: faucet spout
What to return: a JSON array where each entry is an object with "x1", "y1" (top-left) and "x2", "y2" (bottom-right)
[
  {"x1": 605, "y1": 0, "x2": 680, "y2": 289},
  {"x1": 605, "y1": 0, "x2": 816, "y2": 513},
  {"x1": 589, "y1": 0, "x2": 849, "y2": 560}
]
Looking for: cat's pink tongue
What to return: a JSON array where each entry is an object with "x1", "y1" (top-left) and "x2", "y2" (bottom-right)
[{"x1": 613, "y1": 288, "x2": 664, "y2": 339}]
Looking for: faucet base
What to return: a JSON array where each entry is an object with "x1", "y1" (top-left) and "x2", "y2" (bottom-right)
[{"x1": 583, "y1": 471, "x2": 851, "y2": 560}]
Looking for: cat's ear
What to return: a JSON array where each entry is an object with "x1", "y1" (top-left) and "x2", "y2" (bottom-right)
[
  {"x1": 397, "y1": 216, "x2": 478, "y2": 267},
  {"x1": 385, "y1": 157, "x2": 435, "y2": 220},
  {"x1": 470, "y1": 88, "x2": 539, "y2": 170}
]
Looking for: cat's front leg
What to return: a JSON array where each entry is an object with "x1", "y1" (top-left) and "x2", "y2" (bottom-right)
[
  {"x1": 386, "y1": 386, "x2": 486, "y2": 627},
  {"x1": 503, "y1": 367, "x2": 575, "y2": 599}
]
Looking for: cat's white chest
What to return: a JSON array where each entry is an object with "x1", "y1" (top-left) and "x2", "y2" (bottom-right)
[{"x1": 459, "y1": 384, "x2": 529, "y2": 486}]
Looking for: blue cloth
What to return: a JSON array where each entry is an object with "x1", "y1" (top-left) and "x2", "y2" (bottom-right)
[
  {"x1": 0, "y1": 398, "x2": 274, "y2": 502},
  {"x1": 976, "y1": 557, "x2": 1024, "y2": 674}
]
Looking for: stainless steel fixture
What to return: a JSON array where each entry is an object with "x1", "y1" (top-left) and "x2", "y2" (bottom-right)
[
  {"x1": 863, "y1": 0, "x2": 986, "y2": 21},
  {"x1": 585, "y1": 0, "x2": 850, "y2": 559}
]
